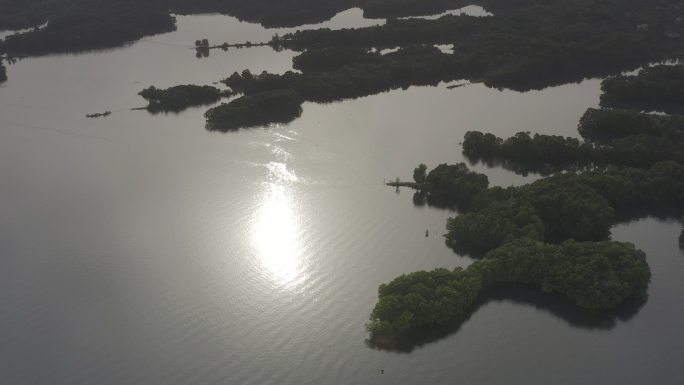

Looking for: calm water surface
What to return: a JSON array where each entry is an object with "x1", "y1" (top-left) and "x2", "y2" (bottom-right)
[{"x1": 0, "y1": 9, "x2": 682, "y2": 385}]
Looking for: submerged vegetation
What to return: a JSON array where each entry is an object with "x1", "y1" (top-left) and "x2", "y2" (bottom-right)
[
  {"x1": 367, "y1": 240, "x2": 650, "y2": 336},
  {"x1": 139, "y1": 85, "x2": 224, "y2": 113},
  {"x1": 601, "y1": 65, "x2": 684, "y2": 114}
]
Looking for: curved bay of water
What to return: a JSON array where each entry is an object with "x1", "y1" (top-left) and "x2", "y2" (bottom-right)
[{"x1": 0, "y1": 10, "x2": 682, "y2": 385}]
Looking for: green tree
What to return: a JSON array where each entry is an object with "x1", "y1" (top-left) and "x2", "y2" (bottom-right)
[{"x1": 413, "y1": 164, "x2": 427, "y2": 185}]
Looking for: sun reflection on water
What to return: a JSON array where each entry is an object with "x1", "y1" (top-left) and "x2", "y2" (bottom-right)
[{"x1": 252, "y1": 181, "x2": 305, "y2": 288}]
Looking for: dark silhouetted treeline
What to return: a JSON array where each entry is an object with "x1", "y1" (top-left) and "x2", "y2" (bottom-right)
[
  {"x1": 0, "y1": 0, "x2": 486, "y2": 56},
  {"x1": 279, "y1": 0, "x2": 684, "y2": 90},
  {"x1": 204, "y1": 89, "x2": 304, "y2": 131},
  {"x1": 213, "y1": 45, "x2": 457, "y2": 128},
  {"x1": 0, "y1": 0, "x2": 176, "y2": 56},
  {"x1": 601, "y1": 65, "x2": 684, "y2": 114},
  {"x1": 2, "y1": 0, "x2": 683, "y2": 91},
  {"x1": 139, "y1": 85, "x2": 224, "y2": 113},
  {"x1": 463, "y1": 106, "x2": 684, "y2": 174},
  {"x1": 225, "y1": 45, "x2": 457, "y2": 102}
]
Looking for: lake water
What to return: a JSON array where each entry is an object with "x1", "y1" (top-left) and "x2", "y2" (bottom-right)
[{"x1": 0, "y1": 8, "x2": 682, "y2": 385}]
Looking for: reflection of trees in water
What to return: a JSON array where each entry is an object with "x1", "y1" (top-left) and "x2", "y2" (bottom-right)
[
  {"x1": 464, "y1": 153, "x2": 587, "y2": 177},
  {"x1": 412, "y1": 191, "x2": 462, "y2": 211},
  {"x1": 366, "y1": 284, "x2": 646, "y2": 353}
]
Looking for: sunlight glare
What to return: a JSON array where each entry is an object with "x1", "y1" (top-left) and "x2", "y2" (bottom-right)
[{"x1": 252, "y1": 183, "x2": 305, "y2": 287}]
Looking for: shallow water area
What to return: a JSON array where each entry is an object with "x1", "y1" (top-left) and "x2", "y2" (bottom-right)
[{"x1": 0, "y1": 10, "x2": 683, "y2": 385}]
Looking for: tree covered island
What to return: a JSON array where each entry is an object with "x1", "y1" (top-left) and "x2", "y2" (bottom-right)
[
  {"x1": 367, "y1": 240, "x2": 650, "y2": 336},
  {"x1": 138, "y1": 85, "x2": 225, "y2": 113},
  {"x1": 369, "y1": 66, "x2": 684, "y2": 343},
  {"x1": 205, "y1": 89, "x2": 304, "y2": 131},
  {"x1": 600, "y1": 64, "x2": 684, "y2": 114},
  {"x1": 5, "y1": 0, "x2": 677, "y2": 127},
  {"x1": 369, "y1": 159, "x2": 684, "y2": 342}
]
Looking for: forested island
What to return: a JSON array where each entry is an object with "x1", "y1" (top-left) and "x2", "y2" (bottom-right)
[
  {"x1": 369, "y1": 63, "x2": 684, "y2": 342},
  {"x1": 367, "y1": 240, "x2": 650, "y2": 337},
  {"x1": 196, "y1": 1, "x2": 683, "y2": 129},
  {"x1": 138, "y1": 85, "x2": 225, "y2": 113},
  {"x1": 2, "y1": 0, "x2": 683, "y2": 93},
  {"x1": 205, "y1": 89, "x2": 304, "y2": 131},
  {"x1": 369, "y1": 160, "x2": 684, "y2": 340},
  {"x1": 600, "y1": 64, "x2": 684, "y2": 114}
]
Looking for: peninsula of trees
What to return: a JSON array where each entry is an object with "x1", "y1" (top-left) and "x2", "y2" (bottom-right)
[
  {"x1": 370, "y1": 70, "x2": 684, "y2": 341},
  {"x1": 0, "y1": 62, "x2": 6, "y2": 82},
  {"x1": 367, "y1": 240, "x2": 650, "y2": 336},
  {"x1": 204, "y1": 89, "x2": 304, "y2": 131},
  {"x1": 463, "y1": 109, "x2": 684, "y2": 171},
  {"x1": 369, "y1": 159, "x2": 684, "y2": 340},
  {"x1": 463, "y1": 66, "x2": 684, "y2": 174},
  {"x1": 138, "y1": 85, "x2": 224, "y2": 113},
  {"x1": 600, "y1": 65, "x2": 684, "y2": 114}
]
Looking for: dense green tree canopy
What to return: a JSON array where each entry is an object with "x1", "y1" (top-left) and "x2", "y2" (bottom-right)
[
  {"x1": 367, "y1": 239, "x2": 650, "y2": 337},
  {"x1": 413, "y1": 164, "x2": 427, "y2": 185},
  {"x1": 601, "y1": 65, "x2": 684, "y2": 114},
  {"x1": 423, "y1": 163, "x2": 489, "y2": 207},
  {"x1": 139, "y1": 85, "x2": 224, "y2": 113},
  {"x1": 577, "y1": 108, "x2": 683, "y2": 143},
  {"x1": 464, "y1": 108, "x2": 684, "y2": 172},
  {"x1": 3, "y1": 0, "x2": 682, "y2": 92},
  {"x1": 204, "y1": 89, "x2": 304, "y2": 131}
]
